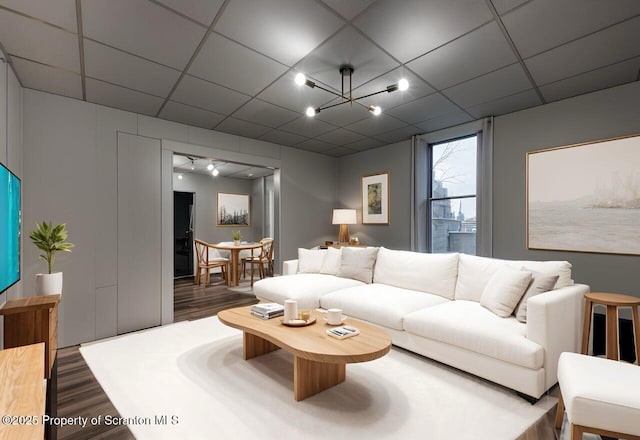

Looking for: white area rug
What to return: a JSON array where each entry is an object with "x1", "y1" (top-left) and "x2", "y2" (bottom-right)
[{"x1": 80, "y1": 317, "x2": 557, "y2": 440}]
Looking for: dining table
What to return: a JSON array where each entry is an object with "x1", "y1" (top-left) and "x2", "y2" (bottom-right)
[{"x1": 210, "y1": 242, "x2": 263, "y2": 287}]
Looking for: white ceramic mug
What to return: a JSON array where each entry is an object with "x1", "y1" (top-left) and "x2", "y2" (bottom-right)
[
  {"x1": 284, "y1": 299, "x2": 298, "y2": 323},
  {"x1": 327, "y1": 308, "x2": 343, "y2": 325}
]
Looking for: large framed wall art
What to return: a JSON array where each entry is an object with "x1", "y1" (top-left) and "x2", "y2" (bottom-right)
[
  {"x1": 217, "y1": 192, "x2": 250, "y2": 226},
  {"x1": 527, "y1": 134, "x2": 640, "y2": 255},
  {"x1": 361, "y1": 172, "x2": 390, "y2": 224}
]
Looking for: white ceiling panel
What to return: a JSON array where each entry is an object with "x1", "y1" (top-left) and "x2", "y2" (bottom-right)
[
  {"x1": 466, "y1": 89, "x2": 541, "y2": 119},
  {"x1": 0, "y1": 9, "x2": 80, "y2": 72},
  {"x1": 525, "y1": 17, "x2": 640, "y2": 86},
  {"x1": 81, "y1": 0, "x2": 206, "y2": 70},
  {"x1": 540, "y1": 57, "x2": 640, "y2": 103},
  {"x1": 11, "y1": 57, "x2": 82, "y2": 99},
  {"x1": 258, "y1": 71, "x2": 338, "y2": 113},
  {"x1": 0, "y1": 0, "x2": 78, "y2": 31},
  {"x1": 189, "y1": 33, "x2": 288, "y2": 95},
  {"x1": 407, "y1": 22, "x2": 517, "y2": 90},
  {"x1": 279, "y1": 116, "x2": 336, "y2": 138},
  {"x1": 231, "y1": 99, "x2": 299, "y2": 128},
  {"x1": 502, "y1": 0, "x2": 640, "y2": 58},
  {"x1": 490, "y1": 0, "x2": 530, "y2": 15},
  {"x1": 320, "y1": 0, "x2": 376, "y2": 21},
  {"x1": 154, "y1": 0, "x2": 224, "y2": 27},
  {"x1": 414, "y1": 110, "x2": 474, "y2": 133},
  {"x1": 86, "y1": 78, "x2": 164, "y2": 116},
  {"x1": 84, "y1": 39, "x2": 181, "y2": 97},
  {"x1": 375, "y1": 125, "x2": 423, "y2": 144},
  {"x1": 295, "y1": 139, "x2": 336, "y2": 153},
  {"x1": 325, "y1": 146, "x2": 355, "y2": 157},
  {"x1": 214, "y1": 0, "x2": 344, "y2": 66},
  {"x1": 343, "y1": 137, "x2": 385, "y2": 151},
  {"x1": 315, "y1": 98, "x2": 371, "y2": 127},
  {"x1": 316, "y1": 128, "x2": 366, "y2": 146},
  {"x1": 386, "y1": 93, "x2": 460, "y2": 125},
  {"x1": 443, "y1": 63, "x2": 531, "y2": 108},
  {"x1": 215, "y1": 117, "x2": 272, "y2": 138},
  {"x1": 258, "y1": 130, "x2": 307, "y2": 147},
  {"x1": 352, "y1": 68, "x2": 434, "y2": 111},
  {"x1": 354, "y1": 0, "x2": 493, "y2": 63},
  {"x1": 159, "y1": 101, "x2": 225, "y2": 129},
  {"x1": 344, "y1": 114, "x2": 407, "y2": 136},
  {"x1": 296, "y1": 26, "x2": 400, "y2": 91},
  {"x1": 172, "y1": 74, "x2": 251, "y2": 115}
]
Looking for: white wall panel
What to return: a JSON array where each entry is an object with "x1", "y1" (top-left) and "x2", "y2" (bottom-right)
[
  {"x1": 95, "y1": 285, "x2": 117, "y2": 339},
  {"x1": 117, "y1": 132, "x2": 162, "y2": 333}
]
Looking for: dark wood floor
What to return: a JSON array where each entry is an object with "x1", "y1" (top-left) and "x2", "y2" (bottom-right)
[{"x1": 57, "y1": 276, "x2": 258, "y2": 440}]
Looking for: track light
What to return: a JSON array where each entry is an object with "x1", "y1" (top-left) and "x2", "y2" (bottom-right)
[
  {"x1": 190, "y1": 159, "x2": 195, "y2": 170},
  {"x1": 207, "y1": 162, "x2": 214, "y2": 171},
  {"x1": 212, "y1": 167, "x2": 219, "y2": 177}
]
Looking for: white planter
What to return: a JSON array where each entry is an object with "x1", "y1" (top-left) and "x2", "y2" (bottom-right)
[
  {"x1": 234, "y1": 240, "x2": 241, "y2": 246},
  {"x1": 36, "y1": 272, "x2": 63, "y2": 296}
]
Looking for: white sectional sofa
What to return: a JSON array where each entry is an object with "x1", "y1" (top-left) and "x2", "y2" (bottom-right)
[{"x1": 253, "y1": 247, "x2": 588, "y2": 400}]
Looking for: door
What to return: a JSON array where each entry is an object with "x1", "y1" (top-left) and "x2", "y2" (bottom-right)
[{"x1": 174, "y1": 191, "x2": 194, "y2": 278}]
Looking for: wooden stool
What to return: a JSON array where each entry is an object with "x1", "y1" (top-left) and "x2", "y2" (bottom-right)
[{"x1": 581, "y1": 292, "x2": 640, "y2": 362}]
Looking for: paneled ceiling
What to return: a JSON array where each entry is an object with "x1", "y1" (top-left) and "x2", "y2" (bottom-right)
[{"x1": 1, "y1": 0, "x2": 638, "y2": 157}]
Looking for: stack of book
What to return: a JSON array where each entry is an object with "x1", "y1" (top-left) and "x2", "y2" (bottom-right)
[{"x1": 250, "y1": 303, "x2": 285, "y2": 319}]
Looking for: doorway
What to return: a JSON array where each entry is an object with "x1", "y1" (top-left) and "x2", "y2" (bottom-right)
[{"x1": 174, "y1": 191, "x2": 194, "y2": 278}]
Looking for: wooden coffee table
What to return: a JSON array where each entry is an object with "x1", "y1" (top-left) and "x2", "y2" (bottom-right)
[{"x1": 218, "y1": 306, "x2": 392, "y2": 401}]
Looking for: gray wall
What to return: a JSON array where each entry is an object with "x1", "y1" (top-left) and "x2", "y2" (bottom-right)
[
  {"x1": 337, "y1": 140, "x2": 412, "y2": 249},
  {"x1": 493, "y1": 80, "x2": 640, "y2": 295}
]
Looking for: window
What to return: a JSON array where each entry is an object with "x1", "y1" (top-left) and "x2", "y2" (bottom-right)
[{"x1": 429, "y1": 135, "x2": 477, "y2": 254}]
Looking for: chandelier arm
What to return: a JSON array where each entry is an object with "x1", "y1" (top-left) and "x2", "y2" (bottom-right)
[
  {"x1": 306, "y1": 82, "x2": 344, "y2": 100},
  {"x1": 351, "y1": 88, "x2": 392, "y2": 101}
]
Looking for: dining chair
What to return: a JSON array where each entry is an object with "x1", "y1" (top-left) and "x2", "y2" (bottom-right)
[
  {"x1": 194, "y1": 239, "x2": 230, "y2": 287},
  {"x1": 242, "y1": 238, "x2": 275, "y2": 286}
]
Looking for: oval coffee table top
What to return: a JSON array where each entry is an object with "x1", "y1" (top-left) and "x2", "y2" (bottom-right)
[{"x1": 218, "y1": 306, "x2": 391, "y2": 364}]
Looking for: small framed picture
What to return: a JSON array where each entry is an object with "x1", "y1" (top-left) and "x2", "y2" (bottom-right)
[
  {"x1": 361, "y1": 172, "x2": 389, "y2": 224},
  {"x1": 217, "y1": 192, "x2": 250, "y2": 226}
]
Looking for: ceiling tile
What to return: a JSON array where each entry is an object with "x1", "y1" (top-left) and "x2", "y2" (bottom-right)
[
  {"x1": 84, "y1": 39, "x2": 181, "y2": 97},
  {"x1": 189, "y1": 33, "x2": 288, "y2": 95},
  {"x1": 525, "y1": 17, "x2": 640, "y2": 86},
  {"x1": 86, "y1": 78, "x2": 164, "y2": 116},
  {"x1": 540, "y1": 57, "x2": 640, "y2": 103},
  {"x1": 215, "y1": 0, "x2": 344, "y2": 66},
  {"x1": 443, "y1": 64, "x2": 531, "y2": 108},
  {"x1": 0, "y1": 9, "x2": 80, "y2": 72},
  {"x1": 375, "y1": 125, "x2": 422, "y2": 144},
  {"x1": 407, "y1": 22, "x2": 517, "y2": 90},
  {"x1": 159, "y1": 101, "x2": 225, "y2": 129},
  {"x1": 172, "y1": 74, "x2": 251, "y2": 115},
  {"x1": 386, "y1": 93, "x2": 459, "y2": 125},
  {"x1": 354, "y1": 0, "x2": 493, "y2": 63},
  {"x1": 315, "y1": 98, "x2": 371, "y2": 127},
  {"x1": 258, "y1": 130, "x2": 308, "y2": 147},
  {"x1": 320, "y1": 0, "x2": 376, "y2": 20},
  {"x1": 325, "y1": 146, "x2": 355, "y2": 157},
  {"x1": 295, "y1": 139, "x2": 336, "y2": 153},
  {"x1": 215, "y1": 117, "x2": 272, "y2": 138},
  {"x1": 154, "y1": 0, "x2": 224, "y2": 27},
  {"x1": 278, "y1": 116, "x2": 336, "y2": 138},
  {"x1": 296, "y1": 26, "x2": 400, "y2": 91},
  {"x1": 0, "y1": 0, "x2": 78, "y2": 31},
  {"x1": 232, "y1": 99, "x2": 300, "y2": 128},
  {"x1": 352, "y1": 68, "x2": 434, "y2": 111},
  {"x1": 414, "y1": 111, "x2": 475, "y2": 133},
  {"x1": 502, "y1": 0, "x2": 640, "y2": 58},
  {"x1": 343, "y1": 114, "x2": 407, "y2": 136},
  {"x1": 465, "y1": 89, "x2": 541, "y2": 118},
  {"x1": 11, "y1": 57, "x2": 82, "y2": 99},
  {"x1": 491, "y1": 0, "x2": 530, "y2": 15},
  {"x1": 343, "y1": 137, "x2": 385, "y2": 151},
  {"x1": 258, "y1": 71, "x2": 337, "y2": 113},
  {"x1": 82, "y1": 0, "x2": 206, "y2": 70},
  {"x1": 316, "y1": 128, "x2": 366, "y2": 145}
]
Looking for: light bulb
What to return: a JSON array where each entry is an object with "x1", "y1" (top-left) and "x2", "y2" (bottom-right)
[
  {"x1": 305, "y1": 106, "x2": 316, "y2": 117},
  {"x1": 177, "y1": 174, "x2": 183, "y2": 180},
  {"x1": 398, "y1": 78, "x2": 409, "y2": 91},
  {"x1": 206, "y1": 163, "x2": 214, "y2": 171},
  {"x1": 295, "y1": 73, "x2": 306, "y2": 86},
  {"x1": 212, "y1": 168, "x2": 219, "y2": 177},
  {"x1": 368, "y1": 105, "x2": 382, "y2": 116}
]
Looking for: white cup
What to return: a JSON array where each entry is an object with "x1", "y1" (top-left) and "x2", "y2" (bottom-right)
[
  {"x1": 284, "y1": 299, "x2": 298, "y2": 323},
  {"x1": 326, "y1": 308, "x2": 343, "y2": 325}
]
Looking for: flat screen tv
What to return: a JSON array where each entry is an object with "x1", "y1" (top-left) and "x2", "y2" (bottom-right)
[{"x1": 0, "y1": 162, "x2": 20, "y2": 294}]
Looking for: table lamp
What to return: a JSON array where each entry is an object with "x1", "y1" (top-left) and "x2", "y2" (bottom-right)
[{"x1": 332, "y1": 209, "x2": 357, "y2": 243}]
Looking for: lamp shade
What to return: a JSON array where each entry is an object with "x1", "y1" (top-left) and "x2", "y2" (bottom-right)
[{"x1": 332, "y1": 209, "x2": 357, "y2": 225}]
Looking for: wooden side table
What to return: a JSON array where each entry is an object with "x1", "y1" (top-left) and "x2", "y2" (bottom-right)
[{"x1": 581, "y1": 292, "x2": 640, "y2": 362}]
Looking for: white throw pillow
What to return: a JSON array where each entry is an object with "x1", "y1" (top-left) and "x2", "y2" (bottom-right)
[
  {"x1": 514, "y1": 268, "x2": 559, "y2": 323},
  {"x1": 320, "y1": 247, "x2": 342, "y2": 275},
  {"x1": 337, "y1": 247, "x2": 379, "y2": 284},
  {"x1": 480, "y1": 267, "x2": 532, "y2": 318},
  {"x1": 297, "y1": 248, "x2": 326, "y2": 273}
]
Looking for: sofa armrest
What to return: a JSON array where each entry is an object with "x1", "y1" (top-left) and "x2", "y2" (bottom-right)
[
  {"x1": 283, "y1": 259, "x2": 298, "y2": 275},
  {"x1": 527, "y1": 283, "x2": 589, "y2": 389}
]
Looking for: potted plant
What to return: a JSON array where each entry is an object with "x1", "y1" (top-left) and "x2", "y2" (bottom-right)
[
  {"x1": 29, "y1": 221, "x2": 74, "y2": 295},
  {"x1": 232, "y1": 230, "x2": 242, "y2": 246}
]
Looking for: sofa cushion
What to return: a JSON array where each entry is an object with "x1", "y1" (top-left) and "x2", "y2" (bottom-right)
[
  {"x1": 320, "y1": 283, "x2": 449, "y2": 331},
  {"x1": 455, "y1": 254, "x2": 572, "y2": 302},
  {"x1": 297, "y1": 248, "x2": 327, "y2": 273},
  {"x1": 337, "y1": 247, "x2": 379, "y2": 284},
  {"x1": 319, "y1": 247, "x2": 342, "y2": 276},
  {"x1": 514, "y1": 268, "x2": 559, "y2": 323},
  {"x1": 253, "y1": 274, "x2": 364, "y2": 309},
  {"x1": 403, "y1": 301, "x2": 543, "y2": 369},
  {"x1": 480, "y1": 267, "x2": 532, "y2": 318},
  {"x1": 373, "y1": 247, "x2": 459, "y2": 300}
]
